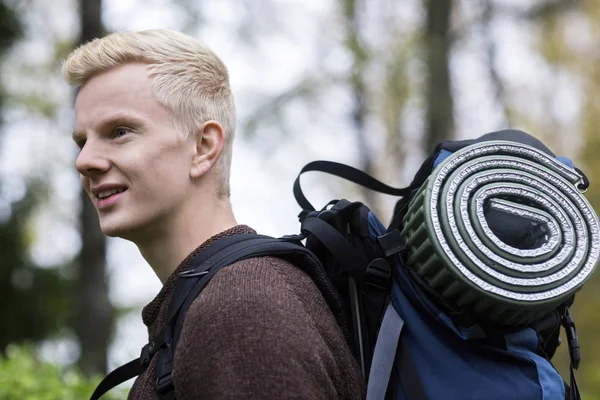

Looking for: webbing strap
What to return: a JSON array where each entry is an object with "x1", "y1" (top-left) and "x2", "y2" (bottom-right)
[
  {"x1": 366, "y1": 303, "x2": 404, "y2": 400},
  {"x1": 301, "y1": 216, "x2": 369, "y2": 281},
  {"x1": 293, "y1": 160, "x2": 413, "y2": 212},
  {"x1": 89, "y1": 358, "x2": 143, "y2": 400},
  {"x1": 569, "y1": 365, "x2": 580, "y2": 400}
]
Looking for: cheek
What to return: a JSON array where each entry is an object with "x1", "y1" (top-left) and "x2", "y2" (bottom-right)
[{"x1": 128, "y1": 144, "x2": 191, "y2": 196}]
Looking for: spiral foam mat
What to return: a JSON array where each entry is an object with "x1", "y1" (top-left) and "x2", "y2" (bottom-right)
[{"x1": 401, "y1": 140, "x2": 600, "y2": 327}]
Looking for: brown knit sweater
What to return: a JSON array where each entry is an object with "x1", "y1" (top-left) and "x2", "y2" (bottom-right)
[{"x1": 128, "y1": 225, "x2": 365, "y2": 400}]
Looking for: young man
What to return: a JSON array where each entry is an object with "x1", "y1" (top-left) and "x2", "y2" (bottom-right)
[{"x1": 63, "y1": 30, "x2": 365, "y2": 399}]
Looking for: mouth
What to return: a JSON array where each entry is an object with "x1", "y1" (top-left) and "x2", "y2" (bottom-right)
[{"x1": 93, "y1": 187, "x2": 127, "y2": 209}]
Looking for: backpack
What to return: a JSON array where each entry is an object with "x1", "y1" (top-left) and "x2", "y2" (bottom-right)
[{"x1": 90, "y1": 129, "x2": 597, "y2": 400}]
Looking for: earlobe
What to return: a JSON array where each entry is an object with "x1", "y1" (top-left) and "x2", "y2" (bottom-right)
[{"x1": 190, "y1": 121, "x2": 225, "y2": 179}]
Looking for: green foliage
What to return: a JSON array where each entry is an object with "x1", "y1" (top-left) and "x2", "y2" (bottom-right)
[{"x1": 0, "y1": 344, "x2": 127, "y2": 400}]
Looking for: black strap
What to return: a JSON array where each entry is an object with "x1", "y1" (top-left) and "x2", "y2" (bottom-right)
[
  {"x1": 90, "y1": 327, "x2": 170, "y2": 400},
  {"x1": 152, "y1": 236, "x2": 278, "y2": 400},
  {"x1": 153, "y1": 235, "x2": 339, "y2": 400},
  {"x1": 300, "y1": 212, "x2": 391, "y2": 376},
  {"x1": 165, "y1": 234, "x2": 272, "y2": 330},
  {"x1": 89, "y1": 359, "x2": 144, "y2": 400},
  {"x1": 569, "y1": 365, "x2": 580, "y2": 400},
  {"x1": 171, "y1": 237, "x2": 322, "y2": 347},
  {"x1": 301, "y1": 216, "x2": 370, "y2": 281},
  {"x1": 562, "y1": 307, "x2": 581, "y2": 400},
  {"x1": 157, "y1": 236, "x2": 311, "y2": 399},
  {"x1": 293, "y1": 161, "x2": 414, "y2": 212}
]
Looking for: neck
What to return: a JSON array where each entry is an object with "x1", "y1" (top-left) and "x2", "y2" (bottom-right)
[{"x1": 135, "y1": 195, "x2": 237, "y2": 284}]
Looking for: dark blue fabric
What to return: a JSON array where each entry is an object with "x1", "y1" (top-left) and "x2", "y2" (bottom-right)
[
  {"x1": 366, "y1": 213, "x2": 564, "y2": 400},
  {"x1": 368, "y1": 211, "x2": 385, "y2": 239},
  {"x1": 505, "y1": 329, "x2": 565, "y2": 399},
  {"x1": 432, "y1": 149, "x2": 575, "y2": 170}
]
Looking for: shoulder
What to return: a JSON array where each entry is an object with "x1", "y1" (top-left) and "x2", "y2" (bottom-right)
[
  {"x1": 181, "y1": 255, "x2": 324, "y2": 332},
  {"x1": 170, "y1": 256, "x2": 351, "y2": 399}
]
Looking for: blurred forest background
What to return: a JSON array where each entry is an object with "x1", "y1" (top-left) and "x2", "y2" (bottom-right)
[{"x1": 1, "y1": 0, "x2": 600, "y2": 398}]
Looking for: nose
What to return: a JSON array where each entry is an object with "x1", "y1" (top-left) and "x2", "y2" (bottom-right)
[{"x1": 75, "y1": 140, "x2": 111, "y2": 177}]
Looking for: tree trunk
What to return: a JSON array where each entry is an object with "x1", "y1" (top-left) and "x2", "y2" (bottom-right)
[
  {"x1": 80, "y1": 0, "x2": 103, "y2": 41},
  {"x1": 342, "y1": 0, "x2": 380, "y2": 214},
  {"x1": 481, "y1": 0, "x2": 511, "y2": 127},
  {"x1": 74, "y1": 0, "x2": 113, "y2": 376},
  {"x1": 424, "y1": 0, "x2": 455, "y2": 152}
]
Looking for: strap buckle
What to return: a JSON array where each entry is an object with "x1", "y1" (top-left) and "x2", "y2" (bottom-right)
[
  {"x1": 376, "y1": 230, "x2": 405, "y2": 257},
  {"x1": 140, "y1": 329, "x2": 169, "y2": 368},
  {"x1": 563, "y1": 307, "x2": 581, "y2": 370},
  {"x1": 140, "y1": 342, "x2": 152, "y2": 368},
  {"x1": 280, "y1": 233, "x2": 306, "y2": 242},
  {"x1": 156, "y1": 372, "x2": 175, "y2": 394},
  {"x1": 364, "y1": 258, "x2": 392, "y2": 290}
]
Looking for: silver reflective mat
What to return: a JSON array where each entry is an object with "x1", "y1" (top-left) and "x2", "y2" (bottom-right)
[{"x1": 401, "y1": 141, "x2": 600, "y2": 326}]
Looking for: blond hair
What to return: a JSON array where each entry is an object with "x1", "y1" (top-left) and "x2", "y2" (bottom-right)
[{"x1": 62, "y1": 29, "x2": 236, "y2": 195}]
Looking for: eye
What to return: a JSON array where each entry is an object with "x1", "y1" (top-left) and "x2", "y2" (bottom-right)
[
  {"x1": 112, "y1": 127, "x2": 130, "y2": 139},
  {"x1": 76, "y1": 140, "x2": 86, "y2": 150}
]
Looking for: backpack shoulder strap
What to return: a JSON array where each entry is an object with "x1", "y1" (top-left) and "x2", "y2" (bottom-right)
[
  {"x1": 154, "y1": 234, "x2": 338, "y2": 400},
  {"x1": 366, "y1": 303, "x2": 404, "y2": 400}
]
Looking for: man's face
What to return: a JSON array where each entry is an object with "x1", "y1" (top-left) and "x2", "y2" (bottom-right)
[{"x1": 73, "y1": 63, "x2": 195, "y2": 240}]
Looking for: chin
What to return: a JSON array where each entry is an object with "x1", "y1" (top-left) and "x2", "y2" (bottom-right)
[
  {"x1": 99, "y1": 223, "x2": 132, "y2": 238},
  {"x1": 99, "y1": 217, "x2": 141, "y2": 240},
  {"x1": 99, "y1": 215, "x2": 160, "y2": 243}
]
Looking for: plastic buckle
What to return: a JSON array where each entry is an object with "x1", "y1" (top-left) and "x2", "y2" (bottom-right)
[
  {"x1": 317, "y1": 209, "x2": 336, "y2": 220},
  {"x1": 280, "y1": 233, "x2": 306, "y2": 242},
  {"x1": 140, "y1": 343, "x2": 152, "y2": 367},
  {"x1": 156, "y1": 372, "x2": 175, "y2": 394},
  {"x1": 563, "y1": 308, "x2": 581, "y2": 370},
  {"x1": 299, "y1": 210, "x2": 321, "y2": 221},
  {"x1": 364, "y1": 258, "x2": 392, "y2": 290},
  {"x1": 376, "y1": 230, "x2": 405, "y2": 257}
]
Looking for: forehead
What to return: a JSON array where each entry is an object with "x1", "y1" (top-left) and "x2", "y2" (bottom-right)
[{"x1": 74, "y1": 63, "x2": 170, "y2": 132}]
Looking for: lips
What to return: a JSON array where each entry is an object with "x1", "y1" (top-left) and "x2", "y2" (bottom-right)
[
  {"x1": 90, "y1": 184, "x2": 128, "y2": 210},
  {"x1": 95, "y1": 189, "x2": 126, "y2": 210}
]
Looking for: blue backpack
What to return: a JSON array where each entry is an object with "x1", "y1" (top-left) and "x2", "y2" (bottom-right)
[
  {"x1": 91, "y1": 130, "x2": 596, "y2": 400},
  {"x1": 290, "y1": 130, "x2": 596, "y2": 400}
]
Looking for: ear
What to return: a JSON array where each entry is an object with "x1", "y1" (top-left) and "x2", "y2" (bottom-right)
[{"x1": 190, "y1": 120, "x2": 225, "y2": 179}]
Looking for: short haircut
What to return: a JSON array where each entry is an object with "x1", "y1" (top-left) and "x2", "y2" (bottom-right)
[{"x1": 63, "y1": 29, "x2": 236, "y2": 195}]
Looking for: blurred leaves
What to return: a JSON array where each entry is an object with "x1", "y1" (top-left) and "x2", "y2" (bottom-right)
[{"x1": 0, "y1": 344, "x2": 126, "y2": 400}]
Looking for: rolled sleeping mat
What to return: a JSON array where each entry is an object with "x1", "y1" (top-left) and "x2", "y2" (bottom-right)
[{"x1": 401, "y1": 140, "x2": 600, "y2": 327}]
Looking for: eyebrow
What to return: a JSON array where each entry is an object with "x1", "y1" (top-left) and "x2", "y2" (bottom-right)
[{"x1": 72, "y1": 113, "x2": 146, "y2": 143}]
